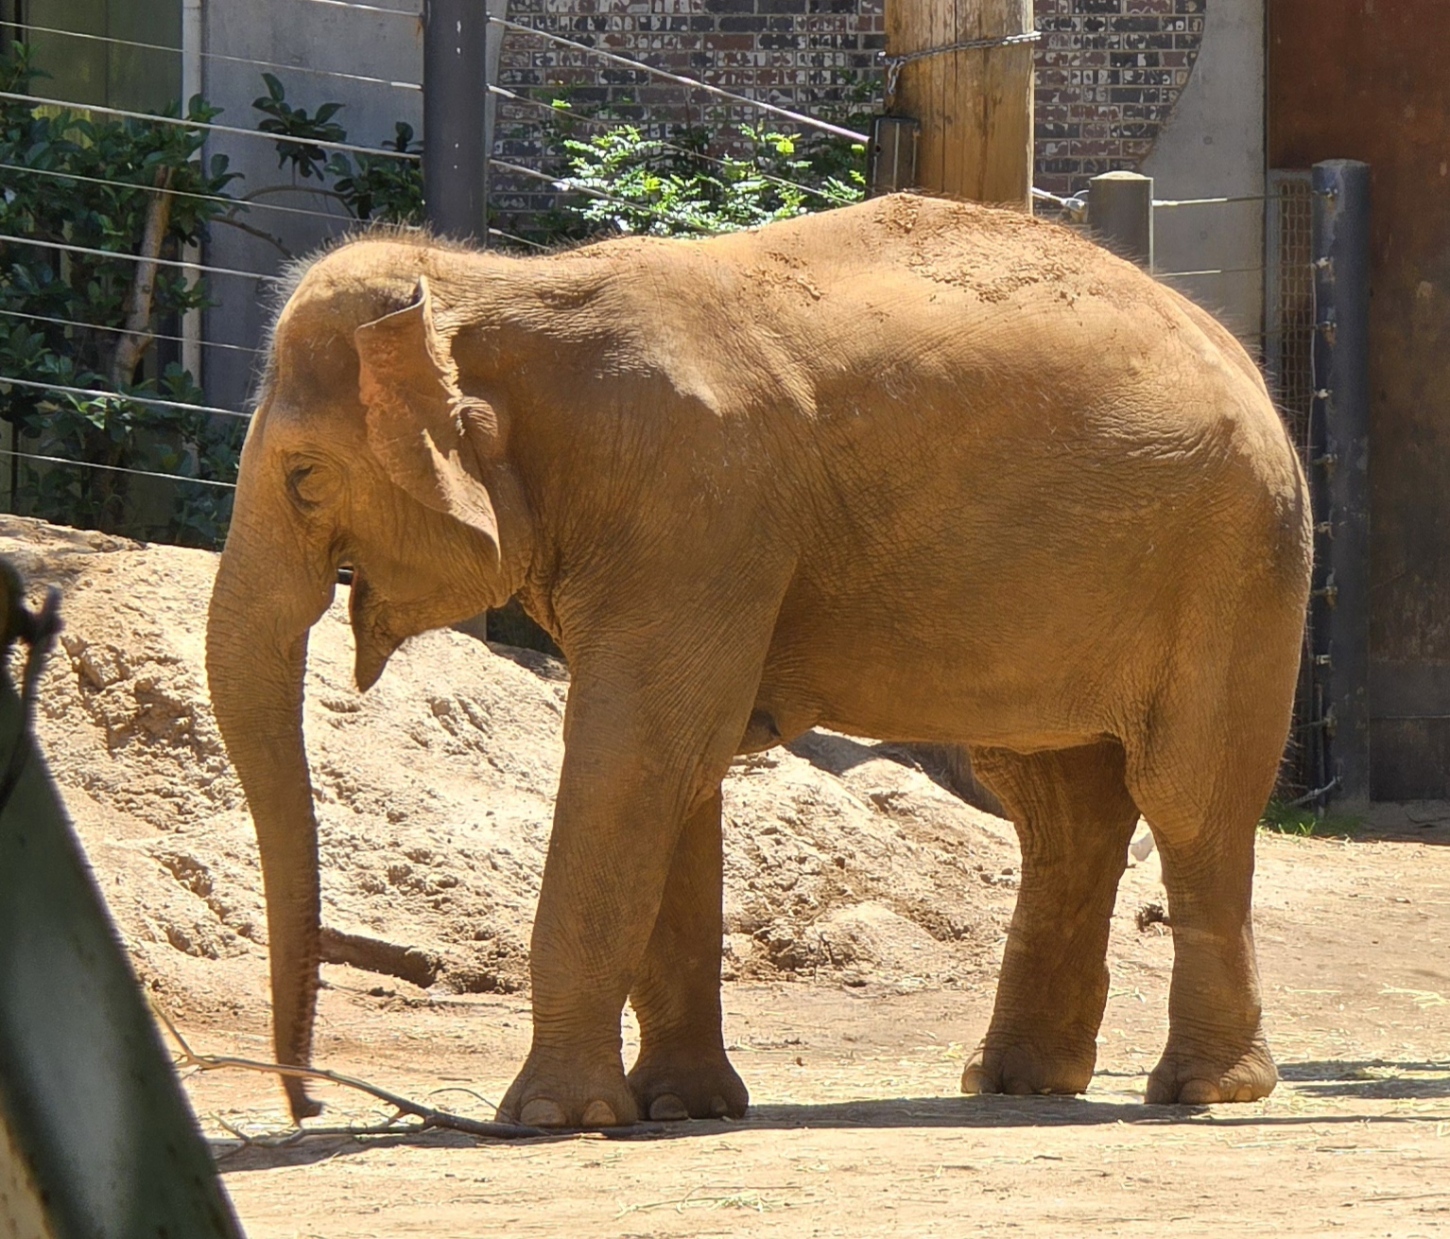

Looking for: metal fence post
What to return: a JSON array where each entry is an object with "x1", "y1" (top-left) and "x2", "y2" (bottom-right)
[
  {"x1": 1309, "y1": 159, "x2": 1372, "y2": 803},
  {"x1": 424, "y1": 0, "x2": 488, "y2": 242},
  {"x1": 1087, "y1": 171, "x2": 1154, "y2": 269},
  {"x1": 868, "y1": 116, "x2": 919, "y2": 196}
]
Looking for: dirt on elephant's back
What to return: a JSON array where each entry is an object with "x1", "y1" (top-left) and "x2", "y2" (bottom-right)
[{"x1": 5, "y1": 514, "x2": 1021, "y2": 1024}]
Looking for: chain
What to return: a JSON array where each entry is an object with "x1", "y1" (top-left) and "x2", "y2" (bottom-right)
[{"x1": 879, "y1": 30, "x2": 1041, "y2": 106}]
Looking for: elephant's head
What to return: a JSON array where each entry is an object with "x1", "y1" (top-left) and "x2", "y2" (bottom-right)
[{"x1": 205, "y1": 247, "x2": 533, "y2": 1118}]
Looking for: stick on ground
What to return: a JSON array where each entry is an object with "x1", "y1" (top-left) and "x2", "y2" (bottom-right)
[{"x1": 149, "y1": 998, "x2": 546, "y2": 1141}]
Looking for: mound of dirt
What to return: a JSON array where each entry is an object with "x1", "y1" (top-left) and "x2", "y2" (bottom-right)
[{"x1": 4, "y1": 516, "x2": 1021, "y2": 1023}]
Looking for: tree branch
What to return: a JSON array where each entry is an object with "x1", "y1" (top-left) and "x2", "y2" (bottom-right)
[
  {"x1": 110, "y1": 167, "x2": 175, "y2": 388},
  {"x1": 149, "y1": 999, "x2": 545, "y2": 1141},
  {"x1": 214, "y1": 213, "x2": 295, "y2": 259}
]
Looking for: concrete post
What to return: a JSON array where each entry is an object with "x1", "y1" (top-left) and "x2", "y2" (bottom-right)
[
  {"x1": 1087, "y1": 171, "x2": 1154, "y2": 269},
  {"x1": 1309, "y1": 159, "x2": 1372, "y2": 803}
]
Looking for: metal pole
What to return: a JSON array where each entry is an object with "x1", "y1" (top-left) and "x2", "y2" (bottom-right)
[
  {"x1": 868, "y1": 116, "x2": 919, "y2": 195},
  {"x1": 424, "y1": 0, "x2": 487, "y2": 242},
  {"x1": 1087, "y1": 171, "x2": 1154, "y2": 269},
  {"x1": 1309, "y1": 159, "x2": 1372, "y2": 803}
]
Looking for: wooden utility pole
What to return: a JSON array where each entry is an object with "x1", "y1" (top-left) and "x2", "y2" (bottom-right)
[{"x1": 882, "y1": 0, "x2": 1035, "y2": 210}]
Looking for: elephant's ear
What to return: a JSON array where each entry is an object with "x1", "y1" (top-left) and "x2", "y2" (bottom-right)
[{"x1": 354, "y1": 277, "x2": 506, "y2": 564}]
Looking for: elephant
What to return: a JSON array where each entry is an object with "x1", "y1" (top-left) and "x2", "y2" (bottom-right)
[{"x1": 206, "y1": 192, "x2": 1312, "y2": 1127}]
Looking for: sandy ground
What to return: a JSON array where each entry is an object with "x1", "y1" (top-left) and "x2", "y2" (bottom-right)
[
  {"x1": 188, "y1": 819, "x2": 1450, "y2": 1239},
  {"x1": 8, "y1": 515, "x2": 1450, "y2": 1236}
]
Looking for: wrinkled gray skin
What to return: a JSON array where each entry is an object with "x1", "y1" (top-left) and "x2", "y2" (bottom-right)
[{"x1": 206, "y1": 194, "x2": 1312, "y2": 1128}]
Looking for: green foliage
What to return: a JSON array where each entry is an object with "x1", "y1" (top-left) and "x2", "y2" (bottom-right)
[
  {"x1": 253, "y1": 72, "x2": 346, "y2": 182},
  {"x1": 326, "y1": 122, "x2": 424, "y2": 223},
  {"x1": 252, "y1": 76, "x2": 424, "y2": 223},
  {"x1": 552, "y1": 112, "x2": 865, "y2": 237},
  {"x1": 1259, "y1": 798, "x2": 1361, "y2": 838},
  {"x1": 0, "y1": 43, "x2": 243, "y2": 546},
  {"x1": 1, "y1": 43, "x2": 868, "y2": 550}
]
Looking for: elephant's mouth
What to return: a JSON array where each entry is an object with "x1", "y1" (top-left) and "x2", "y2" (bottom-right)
[{"x1": 347, "y1": 566, "x2": 406, "y2": 691}]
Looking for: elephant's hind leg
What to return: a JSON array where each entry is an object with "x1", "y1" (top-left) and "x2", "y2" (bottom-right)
[
  {"x1": 961, "y1": 741, "x2": 1139, "y2": 1097},
  {"x1": 626, "y1": 787, "x2": 749, "y2": 1121},
  {"x1": 1125, "y1": 679, "x2": 1288, "y2": 1105}
]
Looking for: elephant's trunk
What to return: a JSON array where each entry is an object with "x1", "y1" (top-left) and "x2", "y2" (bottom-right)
[{"x1": 206, "y1": 464, "x2": 335, "y2": 1121}]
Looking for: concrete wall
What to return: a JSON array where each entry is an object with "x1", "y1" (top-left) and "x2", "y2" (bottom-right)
[
  {"x1": 1143, "y1": 0, "x2": 1264, "y2": 341},
  {"x1": 198, "y1": 0, "x2": 423, "y2": 411}
]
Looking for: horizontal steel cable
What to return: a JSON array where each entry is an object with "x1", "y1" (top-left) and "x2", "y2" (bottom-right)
[
  {"x1": 487, "y1": 15, "x2": 870, "y2": 145},
  {"x1": 488, "y1": 227, "x2": 548, "y2": 251},
  {"x1": 0, "y1": 232, "x2": 280, "y2": 284},
  {"x1": 1157, "y1": 265, "x2": 1265, "y2": 278},
  {"x1": 0, "y1": 90, "x2": 420, "y2": 161},
  {"x1": 0, "y1": 374, "x2": 249, "y2": 420},
  {"x1": 290, "y1": 0, "x2": 420, "y2": 16},
  {"x1": 1031, "y1": 186, "x2": 1086, "y2": 212},
  {"x1": 1153, "y1": 195, "x2": 1271, "y2": 208},
  {"x1": 0, "y1": 160, "x2": 353, "y2": 225},
  {"x1": 0, "y1": 447, "x2": 237, "y2": 489},
  {"x1": 0, "y1": 307, "x2": 264, "y2": 356},
  {"x1": 2, "y1": 19, "x2": 422, "y2": 92}
]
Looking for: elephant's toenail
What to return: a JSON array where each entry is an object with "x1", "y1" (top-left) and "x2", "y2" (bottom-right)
[
  {"x1": 709, "y1": 1095, "x2": 729, "y2": 1117},
  {"x1": 649, "y1": 1094, "x2": 689, "y2": 1121},
  {"x1": 519, "y1": 1099, "x2": 568, "y2": 1127},
  {"x1": 1177, "y1": 1080, "x2": 1218, "y2": 1105},
  {"x1": 581, "y1": 1100, "x2": 619, "y2": 1127}
]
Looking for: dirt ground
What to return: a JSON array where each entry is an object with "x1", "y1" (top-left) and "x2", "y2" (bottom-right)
[{"x1": 11, "y1": 516, "x2": 1450, "y2": 1237}]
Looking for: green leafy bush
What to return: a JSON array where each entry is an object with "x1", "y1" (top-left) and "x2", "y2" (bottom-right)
[
  {"x1": 252, "y1": 75, "x2": 423, "y2": 224},
  {"x1": 251, "y1": 78, "x2": 868, "y2": 242},
  {"x1": 0, "y1": 45, "x2": 867, "y2": 549},
  {"x1": 550, "y1": 109, "x2": 865, "y2": 237},
  {"x1": 0, "y1": 43, "x2": 243, "y2": 545}
]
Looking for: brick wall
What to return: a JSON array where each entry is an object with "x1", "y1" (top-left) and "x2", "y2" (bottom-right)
[
  {"x1": 492, "y1": 0, "x2": 887, "y2": 226},
  {"x1": 1036, "y1": 0, "x2": 1205, "y2": 197},
  {"x1": 490, "y1": 0, "x2": 1206, "y2": 228}
]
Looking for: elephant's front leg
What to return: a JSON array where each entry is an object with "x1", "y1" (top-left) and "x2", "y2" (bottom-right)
[
  {"x1": 627, "y1": 787, "x2": 748, "y2": 1121},
  {"x1": 498, "y1": 643, "x2": 770, "y2": 1127}
]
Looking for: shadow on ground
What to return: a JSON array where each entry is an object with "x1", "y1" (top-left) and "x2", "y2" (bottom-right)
[
  {"x1": 1277, "y1": 1058, "x2": 1450, "y2": 1099},
  {"x1": 214, "y1": 1058, "x2": 1450, "y2": 1174}
]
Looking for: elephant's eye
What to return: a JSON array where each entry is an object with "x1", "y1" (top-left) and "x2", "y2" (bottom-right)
[{"x1": 285, "y1": 461, "x2": 332, "y2": 512}]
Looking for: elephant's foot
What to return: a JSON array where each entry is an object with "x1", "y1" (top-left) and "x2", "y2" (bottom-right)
[
  {"x1": 498, "y1": 1047, "x2": 639, "y2": 1128},
  {"x1": 960, "y1": 1036, "x2": 1096, "y2": 1097},
  {"x1": 1146, "y1": 1036, "x2": 1277, "y2": 1105},
  {"x1": 627, "y1": 1047, "x2": 749, "y2": 1121}
]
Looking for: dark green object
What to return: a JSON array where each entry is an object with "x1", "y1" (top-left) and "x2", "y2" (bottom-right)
[{"x1": 0, "y1": 560, "x2": 245, "y2": 1238}]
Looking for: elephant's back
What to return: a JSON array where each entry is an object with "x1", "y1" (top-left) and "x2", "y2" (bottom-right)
[{"x1": 530, "y1": 194, "x2": 1306, "y2": 554}]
